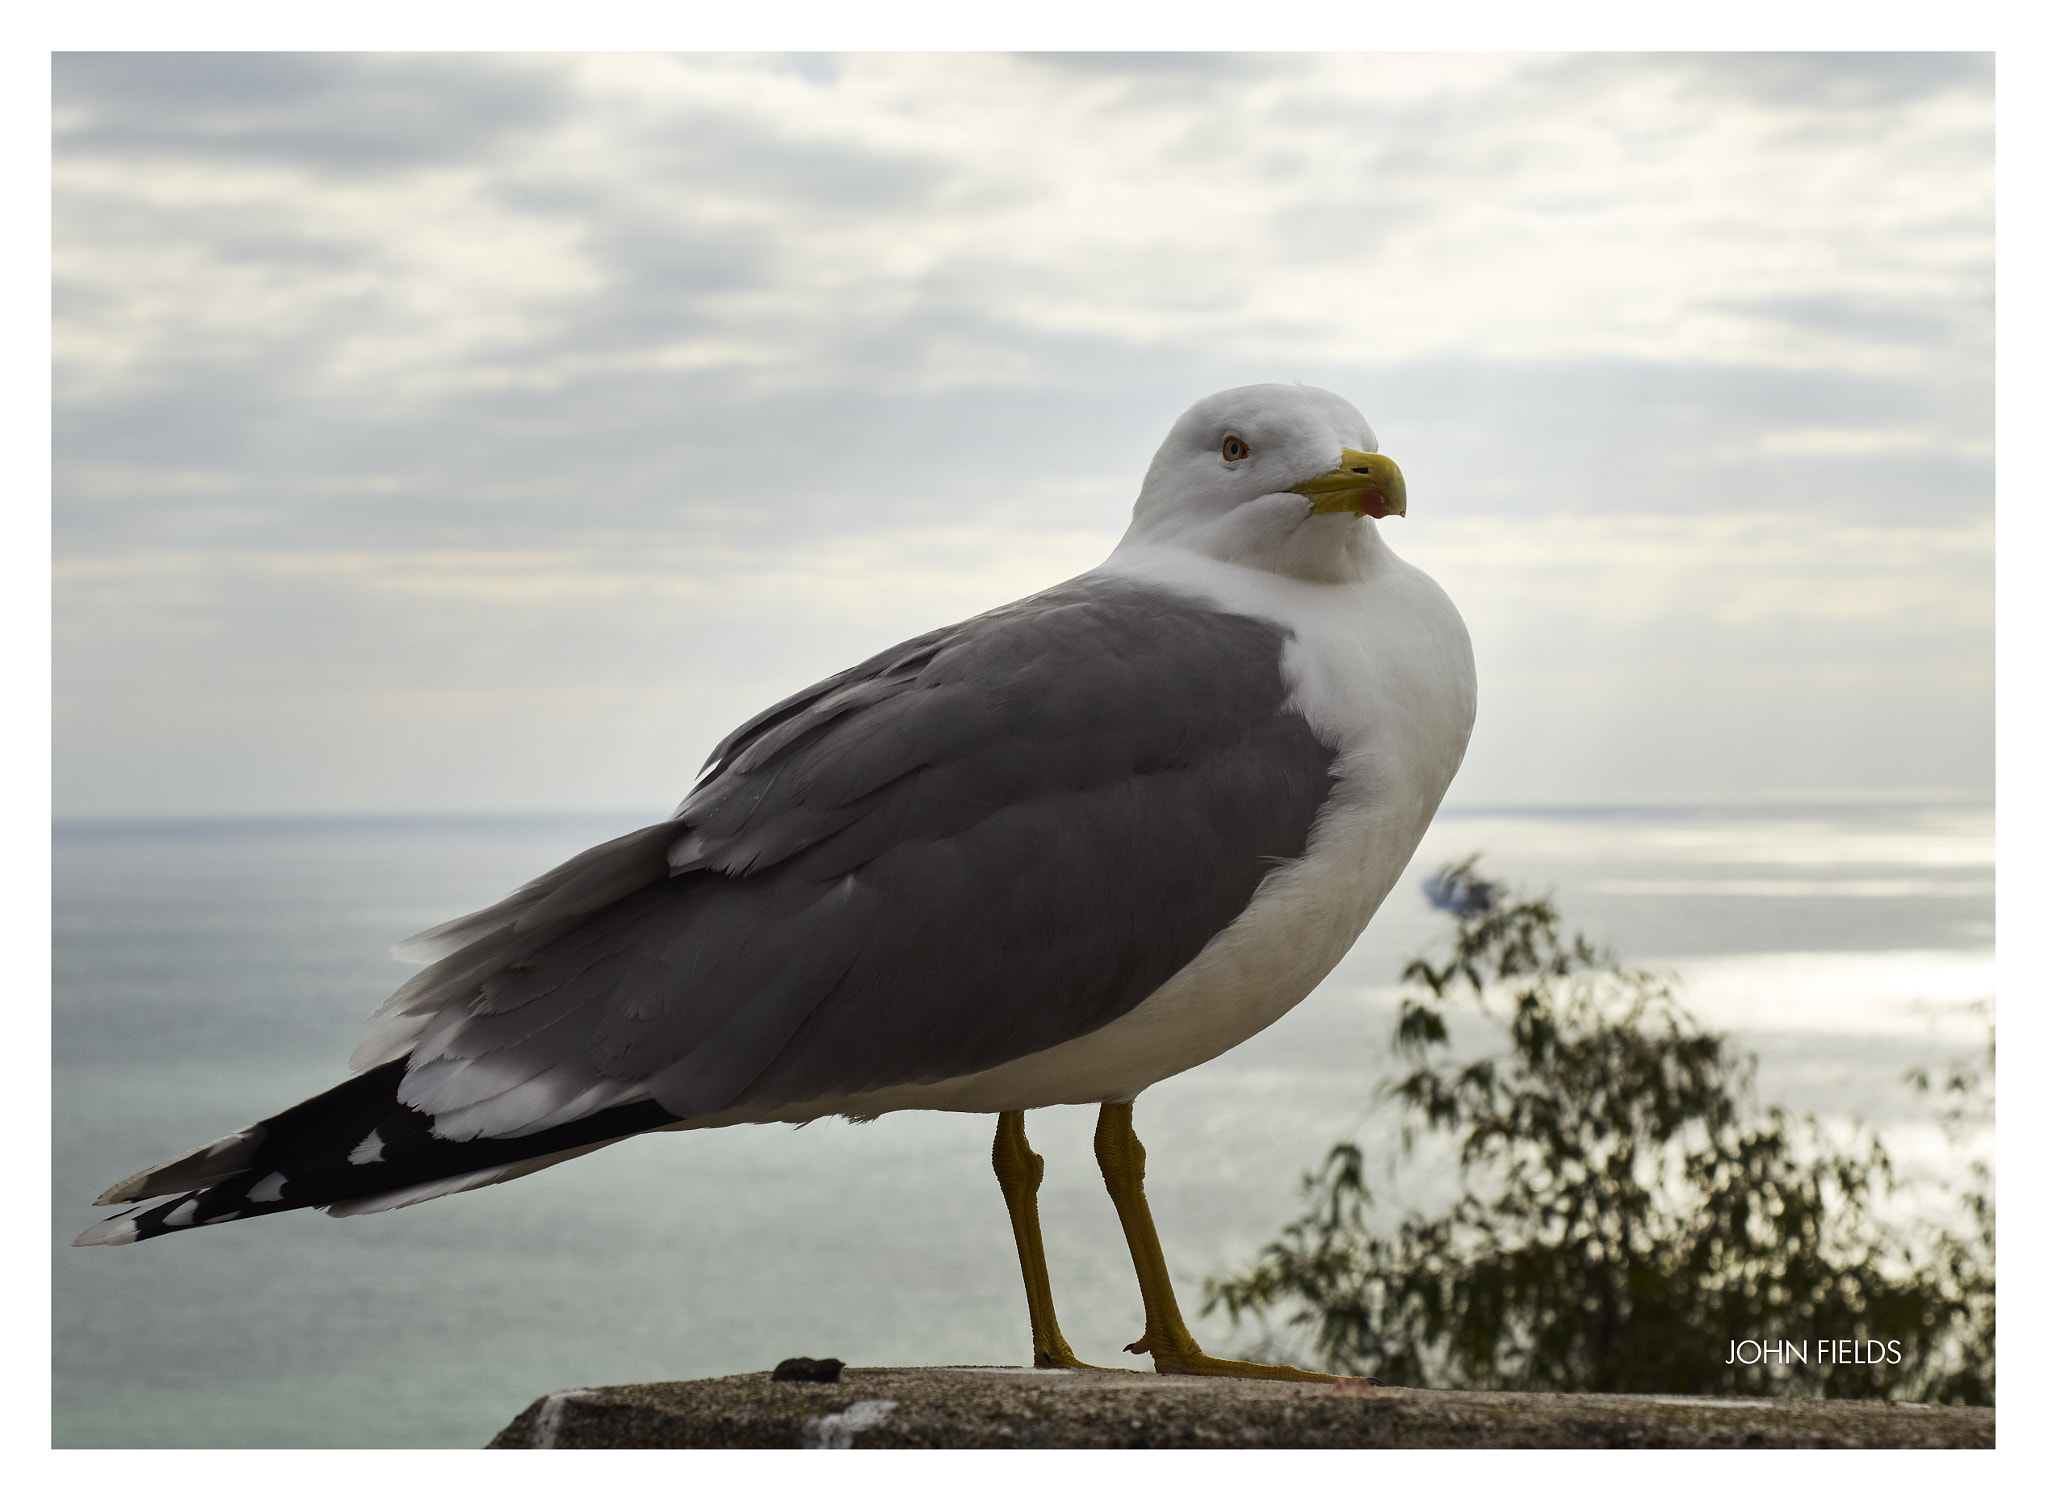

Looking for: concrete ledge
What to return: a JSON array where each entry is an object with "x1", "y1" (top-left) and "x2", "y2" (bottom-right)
[{"x1": 488, "y1": 1366, "x2": 1993, "y2": 1449}]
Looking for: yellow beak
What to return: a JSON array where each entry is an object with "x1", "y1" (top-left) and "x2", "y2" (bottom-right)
[{"x1": 1288, "y1": 448, "x2": 1407, "y2": 519}]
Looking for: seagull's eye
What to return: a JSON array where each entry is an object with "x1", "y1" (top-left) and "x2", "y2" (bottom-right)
[{"x1": 1221, "y1": 437, "x2": 1250, "y2": 462}]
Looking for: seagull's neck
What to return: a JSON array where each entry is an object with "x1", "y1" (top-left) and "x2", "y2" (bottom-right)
[{"x1": 1109, "y1": 500, "x2": 1389, "y2": 587}]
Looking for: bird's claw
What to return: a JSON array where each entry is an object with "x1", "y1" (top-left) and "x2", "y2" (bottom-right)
[
  {"x1": 1034, "y1": 1349, "x2": 1128, "y2": 1373},
  {"x1": 1147, "y1": 1349, "x2": 1340, "y2": 1383}
]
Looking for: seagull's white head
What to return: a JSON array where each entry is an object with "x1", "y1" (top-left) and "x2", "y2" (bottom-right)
[{"x1": 1116, "y1": 383, "x2": 1406, "y2": 583}]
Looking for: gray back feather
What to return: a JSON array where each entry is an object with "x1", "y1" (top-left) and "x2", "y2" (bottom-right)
[{"x1": 366, "y1": 576, "x2": 1339, "y2": 1133}]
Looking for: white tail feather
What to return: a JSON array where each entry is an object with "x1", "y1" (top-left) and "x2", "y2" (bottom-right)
[{"x1": 93, "y1": 1128, "x2": 264, "y2": 1205}]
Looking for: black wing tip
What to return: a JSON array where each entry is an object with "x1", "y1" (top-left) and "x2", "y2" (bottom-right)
[
  {"x1": 76, "y1": 1078, "x2": 684, "y2": 1247},
  {"x1": 74, "y1": 1190, "x2": 272, "y2": 1246}
]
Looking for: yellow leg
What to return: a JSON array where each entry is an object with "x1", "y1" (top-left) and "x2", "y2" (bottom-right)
[
  {"x1": 993, "y1": 1111, "x2": 1120, "y2": 1371},
  {"x1": 1094, "y1": 1102, "x2": 1337, "y2": 1383}
]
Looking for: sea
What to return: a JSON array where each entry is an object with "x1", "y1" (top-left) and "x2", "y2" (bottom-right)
[{"x1": 51, "y1": 799, "x2": 1994, "y2": 1448}]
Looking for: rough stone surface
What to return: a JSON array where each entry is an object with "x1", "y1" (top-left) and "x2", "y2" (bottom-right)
[{"x1": 488, "y1": 1366, "x2": 1994, "y2": 1449}]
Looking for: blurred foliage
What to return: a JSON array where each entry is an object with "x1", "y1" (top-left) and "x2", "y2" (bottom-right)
[
  {"x1": 1207, "y1": 860, "x2": 1994, "y2": 1402},
  {"x1": 1903, "y1": 1008, "x2": 1996, "y2": 1406}
]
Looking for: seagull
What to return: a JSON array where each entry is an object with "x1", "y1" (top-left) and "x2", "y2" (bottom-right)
[{"x1": 75, "y1": 383, "x2": 1476, "y2": 1383}]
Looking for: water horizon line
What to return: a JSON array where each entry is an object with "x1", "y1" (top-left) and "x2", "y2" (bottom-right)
[{"x1": 51, "y1": 788, "x2": 1994, "y2": 837}]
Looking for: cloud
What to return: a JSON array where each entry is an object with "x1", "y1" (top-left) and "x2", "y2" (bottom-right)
[
  {"x1": 51, "y1": 53, "x2": 1993, "y2": 816},
  {"x1": 54, "y1": 53, "x2": 571, "y2": 174},
  {"x1": 1653, "y1": 51, "x2": 1992, "y2": 111},
  {"x1": 56, "y1": 53, "x2": 1995, "y2": 398}
]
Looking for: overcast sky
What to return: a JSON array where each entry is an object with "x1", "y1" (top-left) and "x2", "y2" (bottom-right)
[{"x1": 52, "y1": 52, "x2": 1993, "y2": 819}]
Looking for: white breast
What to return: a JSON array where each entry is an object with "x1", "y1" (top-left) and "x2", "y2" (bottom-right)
[{"x1": 736, "y1": 532, "x2": 1477, "y2": 1123}]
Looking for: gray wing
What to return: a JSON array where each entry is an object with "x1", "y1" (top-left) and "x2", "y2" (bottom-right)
[{"x1": 358, "y1": 576, "x2": 1337, "y2": 1139}]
